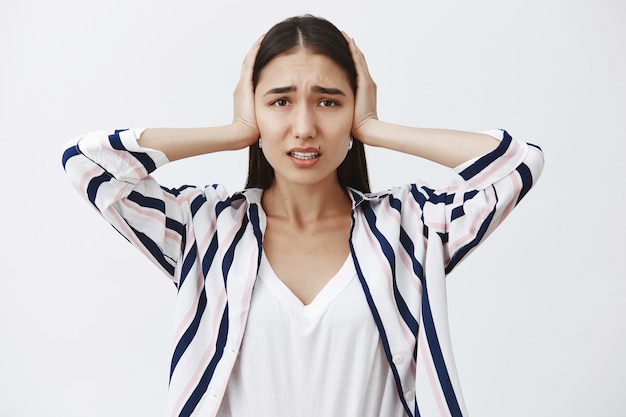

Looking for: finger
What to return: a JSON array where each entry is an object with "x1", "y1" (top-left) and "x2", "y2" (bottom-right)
[
  {"x1": 344, "y1": 35, "x2": 374, "y2": 83},
  {"x1": 341, "y1": 30, "x2": 351, "y2": 44},
  {"x1": 239, "y1": 34, "x2": 265, "y2": 79}
]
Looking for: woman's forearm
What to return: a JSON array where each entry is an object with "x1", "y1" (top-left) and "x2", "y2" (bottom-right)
[
  {"x1": 138, "y1": 123, "x2": 257, "y2": 162},
  {"x1": 358, "y1": 120, "x2": 500, "y2": 168}
]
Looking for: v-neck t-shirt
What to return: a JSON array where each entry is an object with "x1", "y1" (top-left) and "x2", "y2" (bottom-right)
[{"x1": 216, "y1": 252, "x2": 406, "y2": 417}]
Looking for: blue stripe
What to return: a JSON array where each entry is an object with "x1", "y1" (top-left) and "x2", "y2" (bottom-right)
[
  {"x1": 421, "y1": 278, "x2": 463, "y2": 417},
  {"x1": 128, "y1": 224, "x2": 176, "y2": 276},
  {"x1": 409, "y1": 185, "x2": 431, "y2": 240},
  {"x1": 452, "y1": 190, "x2": 480, "y2": 221},
  {"x1": 178, "y1": 242, "x2": 198, "y2": 289},
  {"x1": 86, "y1": 172, "x2": 113, "y2": 208},
  {"x1": 399, "y1": 227, "x2": 424, "y2": 283},
  {"x1": 388, "y1": 194, "x2": 402, "y2": 213},
  {"x1": 178, "y1": 306, "x2": 229, "y2": 417},
  {"x1": 361, "y1": 204, "x2": 418, "y2": 336},
  {"x1": 515, "y1": 163, "x2": 533, "y2": 205},
  {"x1": 215, "y1": 197, "x2": 233, "y2": 218},
  {"x1": 130, "y1": 151, "x2": 157, "y2": 172},
  {"x1": 61, "y1": 145, "x2": 80, "y2": 169},
  {"x1": 459, "y1": 130, "x2": 511, "y2": 181},
  {"x1": 464, "y1": 190, "x2": 479, "y2": 201},
  {"x1": 364, "y1": 203, "x2": 397, "y2": 265},
  {"x1": 450, "y1": 206, "x2": 465, "y2": 221},
  {"x1": 108, "y1": 129, "x2": 128, "y2": 150},
  {"x1": 190, "y1": 195, "x2": 206, "y2": 217},
  {"x1": 201, "y1": 234, "x2": 220, "y2": 277},
  {"x1": 222, "y1": 215, "x2": 249, "y2": 281},
  {"x1": 170, "y1": 286, "x2": 207, "y2": 380},
  {"x1": 445, "y1": 189, "x2": 498, "y2": 274},
  {"x1": 248, "y1": 204, "x2": 264, "y2": 270},
  {"x1": 127, "y1": 191, "x2": 166, "y2": 213},
  {"x1": 409, "y1": 184, "x2": 428, "y2": 209},
  {"x1": 349, "y1": 188, "x2": 366, "y2": 207},
  {"x1": 108, "y1": 129, "x2": 158, "y2": 173},
  {"x1": 171, "y1": 226, "x2": 223, "y2": 376},
  {"x1": 166, "y1": 217, "x2": 185, "y2": 237},
  {"x1": 350, "y1": 208, "x2": 414, "y2": 417},
  {"x1": 419, "y1": 185, "x2": 453, "y2": 205},
  {"x1": 162, "y1": 185, "x2": 195, "y2": 197},
  {"x1": 409, "y1": 185, "x2": 455, "y2": 227}
]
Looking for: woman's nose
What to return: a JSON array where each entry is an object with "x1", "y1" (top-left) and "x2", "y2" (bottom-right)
[{"x1": 291, "y1": 104, "x2": 317, "y2": 140}]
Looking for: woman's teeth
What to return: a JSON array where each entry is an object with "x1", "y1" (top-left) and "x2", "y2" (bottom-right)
[{"x1": 290, "y1": 152, "x2": 319, "y2": 160}]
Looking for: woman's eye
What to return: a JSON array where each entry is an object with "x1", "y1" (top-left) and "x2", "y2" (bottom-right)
[
  {"x1": 272, "y1": 99, "x2": 289, "y2": 107},
  {"x1": 319, "y1": 100, "x2": 337, "y2": 107}
]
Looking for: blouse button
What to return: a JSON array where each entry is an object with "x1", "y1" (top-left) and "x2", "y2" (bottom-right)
[
  {"x1": 405, "y1": 390, "x2": 415, "y2": 402},
  {"x1": 392, "y1": 354, "x2": 404, "y2": 364}
]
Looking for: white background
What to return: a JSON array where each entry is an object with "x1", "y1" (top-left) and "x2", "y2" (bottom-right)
[{"x1": 1, "y1": 0, "x2": 625, "y2": 416}]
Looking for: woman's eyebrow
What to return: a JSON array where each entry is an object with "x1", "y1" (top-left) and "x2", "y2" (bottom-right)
[
  {"x1": 264, "y1": 86, "x2": 295, "y2": 96},
  {"x1": 312, "y1": 86, "x2": 346, "y2": 96},
  {"x1": 263, "y1": 86, "x2": 346, "y2": 96}
]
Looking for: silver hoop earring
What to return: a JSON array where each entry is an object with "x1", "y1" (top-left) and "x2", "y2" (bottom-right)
[
  {"x1": 258, "y1": 138, "x2": 263, "y2": 149},
  {"x1": 348, "y1": 138, "x2": 353, "y2": 150}
]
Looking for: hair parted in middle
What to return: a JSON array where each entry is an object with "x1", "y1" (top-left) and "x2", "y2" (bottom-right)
[{"x1": 245, "y1": 14, "x2": 370, "y2": 193}]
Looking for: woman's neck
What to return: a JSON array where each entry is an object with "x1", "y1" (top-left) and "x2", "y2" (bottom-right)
[{"x1": 261, "y1": 177, "x2": 351, "y2": 226}]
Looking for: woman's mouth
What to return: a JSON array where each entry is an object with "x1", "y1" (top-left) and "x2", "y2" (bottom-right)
[
  {"x1": 289, "y1": 151, "x2": 320, "y2": 160},
  {"x1": 287, "y1": 148, "x2": 321, "y2": 168}
]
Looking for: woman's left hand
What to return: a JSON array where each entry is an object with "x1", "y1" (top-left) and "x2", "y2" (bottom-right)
[{"x1": 343, "y1": 33, "x2": 379, "y2": 144}]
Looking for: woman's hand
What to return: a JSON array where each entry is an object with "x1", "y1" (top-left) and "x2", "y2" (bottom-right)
[
  {"x1": 341, "y1": 32, "x2": 498, "y2": 166},
  {"x1": 137, "y1": 36, "x2": 266, "y2": 161},
  {"x1": 232, "y1": 35, "x2": 264, "y2": 148},
  {"x1": 343, "y1": 33, "x2": 379, "y2": 144}
]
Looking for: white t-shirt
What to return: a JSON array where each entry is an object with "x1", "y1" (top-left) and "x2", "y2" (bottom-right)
[{"x1": 217, "y1": 252, "x2": 406, "y2": 417}]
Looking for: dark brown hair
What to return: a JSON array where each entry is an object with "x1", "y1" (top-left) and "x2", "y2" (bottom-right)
[{"x1": 245, "y1": 15, "x2": 370, "y2": 192}]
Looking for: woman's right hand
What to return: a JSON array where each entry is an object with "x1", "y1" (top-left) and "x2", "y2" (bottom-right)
[
  {"x1": 232, "y1": 35, "x2": 264, "y2": 148},
  {"x1": 137, "y1": 36, "x2": 265, "y2": 161}
]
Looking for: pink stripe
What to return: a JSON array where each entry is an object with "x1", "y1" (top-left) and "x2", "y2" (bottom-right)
[
  {"x1": 210, "y1": 250, "x2": 259, "y2": 417},
  {"x1": 172, "y1": 270, "x2": 205, "y2": 343},
  {"x1": 112, "y1": 185, "x2": 129, "y2": 203},
  {"x1": 172, "y1": 200, "x2": 246, "y2": 359},
  {"x1": 117, "y1": 198, "x2": 182, "y2": 249},
  {"x1": 497, "y1": 175, "x2": 522, "y2": 224},
  {"x1": 169, "y1": 202, "x2": 261, "y2": 415},
  {"x1": 78, "y1": 165, "x2": 103, "y2": 195},
  {"x1": 219, "y1": 207, "x2": 246, "y2": 250},
  {"x1": 120, "y1": 199, "x2": 162, "y2": 222},
  {"x1": 467, "y1": 138, "x2": 522, "y2": 189},
  {"x1": 364, "y1": 207, "x2": 415, "y2": 348},
  {"x1": 173, "y1": 294, "x2": 227, "y2": 416},
  {"x1": 399, "y1": 250, "x2": 423, "y2": 295},
  {"x1": 197, "y1": 199, "x2": 221, "y2": 253}
]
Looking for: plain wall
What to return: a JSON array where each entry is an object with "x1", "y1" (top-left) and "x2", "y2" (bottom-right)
[{"x1": 1, "y1": 0, "x2": 624, "y2": 416}]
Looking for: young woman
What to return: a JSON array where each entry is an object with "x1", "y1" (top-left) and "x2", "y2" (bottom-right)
[{"x1": 63, "y1": 15, "x2": 544, "y2": 417}]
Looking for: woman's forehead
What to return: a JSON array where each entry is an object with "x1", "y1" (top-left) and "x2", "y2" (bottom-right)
[{"x1": 256, "y1": 50, "x2": 351, "y2": 90}]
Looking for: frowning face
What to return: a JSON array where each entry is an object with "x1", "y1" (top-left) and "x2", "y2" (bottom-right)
[{"x1": 254, "y1": 49, "x2": 355, "y2": 189}]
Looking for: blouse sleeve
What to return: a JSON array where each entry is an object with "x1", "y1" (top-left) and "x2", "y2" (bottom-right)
[
  {"x1": 432, "y1": 129, "x2": 545, "y2": 274},
  {"x1": 61, "y1": 128, "x2": 217, "y2": 283}
]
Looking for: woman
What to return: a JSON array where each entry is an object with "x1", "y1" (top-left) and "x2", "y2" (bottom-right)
[{"x1": 62, "y1": 15, "x2": 544, "y2": 417}]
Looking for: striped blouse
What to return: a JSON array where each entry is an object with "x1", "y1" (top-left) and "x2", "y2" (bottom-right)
[{"x1": 62, "y1": 128, "x2": 544, "y2": 417}]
